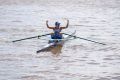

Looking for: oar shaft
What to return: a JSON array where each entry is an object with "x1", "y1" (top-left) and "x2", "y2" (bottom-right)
[
  {"x1": 12, "y1": 36, "x2": 38, "y2": 42},
  {"x1": 76, "y1": 37, "x2": 106, "y2": 45},
  {"x1": 12, "y1": 33, "x2": 51, "y2": 42},
  {"x1": 38, "y1": 33, "x2": 51, "y2": 38},
  {"x1": 62, "y1": 33, "x2": 106, "y2": 45}
]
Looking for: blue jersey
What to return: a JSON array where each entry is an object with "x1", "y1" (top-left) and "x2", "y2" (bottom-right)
[
  {"x1": 51, "y1": 28, "x2": 62, "y2": 39},
  {"x1": 53, "y1": 28, "x2": 61, "y2": 34}
]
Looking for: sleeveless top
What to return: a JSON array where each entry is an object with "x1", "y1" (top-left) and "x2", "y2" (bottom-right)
[{"x1": 53, "y1": 28, "x2": 61, "y2": 35}]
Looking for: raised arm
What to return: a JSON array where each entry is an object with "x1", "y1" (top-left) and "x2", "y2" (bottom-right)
[
  {"x1": 46, "y1": 20, "x2": 54, "y2": 29},
  {"x1": 60, "y1": 20, "x2": 69, "y2": 29}
]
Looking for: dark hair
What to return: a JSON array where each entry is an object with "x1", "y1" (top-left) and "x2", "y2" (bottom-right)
[{"x1": 55, "y1": 22, "x2": 60, "y2": 27}]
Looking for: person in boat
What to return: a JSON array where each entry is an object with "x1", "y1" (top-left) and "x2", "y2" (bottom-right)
[{"x1": 46, "y1": 20, "x2": 69, "y2": 40}]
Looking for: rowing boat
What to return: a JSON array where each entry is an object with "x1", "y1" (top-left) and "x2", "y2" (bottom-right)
[
  {"x1": 36, "y1": 31, "x2": 76, "y2": 54},
  {"x1": 12, "y1": 30, "x2": 106, "y2": 53},
  {"x1": 36, "y1": 40, "x2": 63, "y2": 54}
]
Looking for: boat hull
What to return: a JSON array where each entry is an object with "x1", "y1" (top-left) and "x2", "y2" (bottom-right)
[
  {"x1": 36, "y1": 40, "x2": 64, "y2": 54},
  {"x1": 36, "y1": 31, "x2": 76, "y2": 54}
]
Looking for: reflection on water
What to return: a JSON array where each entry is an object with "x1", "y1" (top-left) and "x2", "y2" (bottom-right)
[
  {"x1": 37, "y1": 44, "x2": 63, "y2": 56},
  {"x1": 50, "y1": 45, "x2": 63, "y2": 55}
]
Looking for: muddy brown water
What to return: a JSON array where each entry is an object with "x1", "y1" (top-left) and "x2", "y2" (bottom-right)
[{"x1": 0, "y1": 0, "x2": 120, "y2": 80}]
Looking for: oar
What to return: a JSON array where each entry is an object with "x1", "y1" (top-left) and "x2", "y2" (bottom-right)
[
  {"x1": 38, "y1": 33, "x2": 51, "y2": 39},
  {"x1": 62, "y1": 33, "x2": 106, "y2": 45},
  {"x1": 12, "y1": 33, "x2": 51, "y2": 42}
]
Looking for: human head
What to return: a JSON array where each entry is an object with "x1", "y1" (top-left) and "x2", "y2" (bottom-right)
[{"x1": 55, "y1": 22, "x2": 60, "y2": 28}]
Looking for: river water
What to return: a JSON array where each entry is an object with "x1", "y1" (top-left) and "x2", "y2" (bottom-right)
[{"x1": 0, "y1": 0, "x2": 120, "y2": 80}]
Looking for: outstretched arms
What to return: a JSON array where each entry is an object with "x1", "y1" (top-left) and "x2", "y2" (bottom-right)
[
  {"x1": 46, "y1": 20, "x2": 54, "y2": 29},
  {"x1": 46, "y1": 20, "x2": 69, "y2": 29},
  {"x1": 60, "y1": 20, "x2": 69, "y2": 29}
]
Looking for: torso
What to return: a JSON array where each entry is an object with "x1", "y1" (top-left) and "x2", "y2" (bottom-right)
[
  {"x1": 51, "y1": 28, "x2": 62, "y2": 39},
  {"x1": 53, "y1": 28, "x2": 62, "y2": 34}
]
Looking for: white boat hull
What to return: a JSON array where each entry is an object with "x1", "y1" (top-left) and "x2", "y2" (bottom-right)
[
  {"x1": 36, "y1": 40, "x2": 64, "y2": 53},
  {"x1": 36, "y1": 31, "x2": 76, "y2": 54}
]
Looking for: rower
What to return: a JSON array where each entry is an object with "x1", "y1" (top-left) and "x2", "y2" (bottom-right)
[{"x1": 46, "y1": 20, "x2": 69, "y2": 40}]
